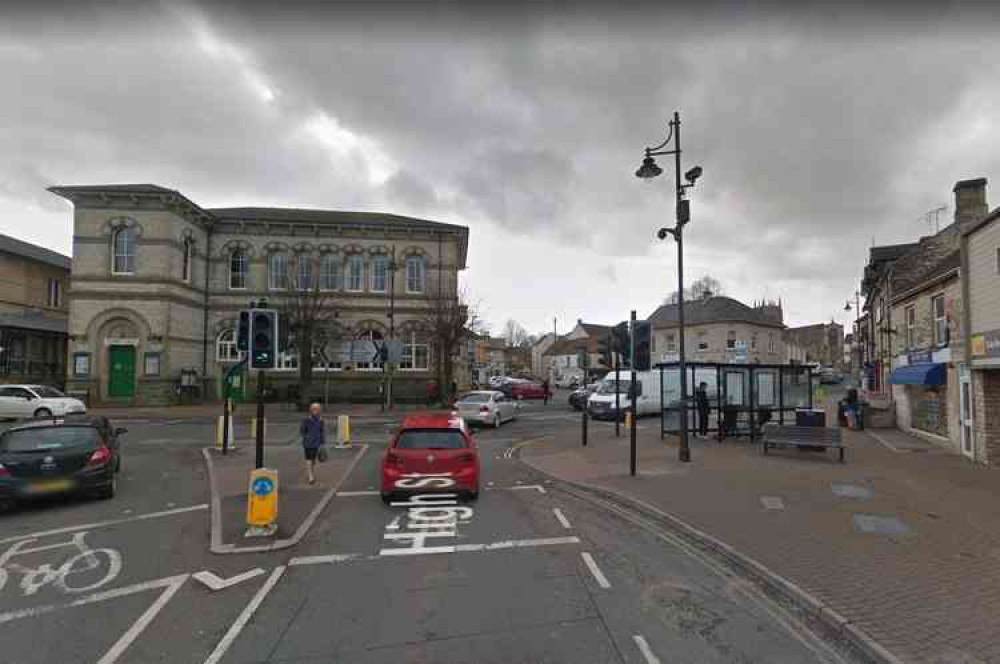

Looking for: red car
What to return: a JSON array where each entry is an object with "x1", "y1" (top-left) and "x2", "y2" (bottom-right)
[
  {"x1": 506, "y1": 380, "x2": 550, "y2": 401},
  {"x1": 381, "y1": 413, "x2": 480, "y2": 503}
]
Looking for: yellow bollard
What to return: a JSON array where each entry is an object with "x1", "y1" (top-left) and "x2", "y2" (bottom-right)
[
  {"x1": 251, "y1": 417, "x2": 267, "y2": 442},
  {"x1": 337, "y1": 414, "x2": 351, "y2": 447},
  {"x1": 215, "y1": 414, "x2": 235, "y2": 450},
  {"x1": 625, "y1": 410, "x2": 633, "y2": 430},
  {"x1": 245, "y1": 468, "x2": 278, "y2": 537}
]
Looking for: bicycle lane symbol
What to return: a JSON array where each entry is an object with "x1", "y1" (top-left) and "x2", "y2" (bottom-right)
[{"x1": 0, "y1": 531, "x2": 123, "y2": 599}]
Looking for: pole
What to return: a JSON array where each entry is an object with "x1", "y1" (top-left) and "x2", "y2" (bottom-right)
[
  {"x1": 581, "y1": 352, "x2": 588, "y2": 447},
  {"x1": 630, "y1": 310, "x2": 637, "y2": 476},
  {"x1": 387, "y1": 246, "x2": 396, "y2": 411},
  {"x1": 614, "y1": 347, "x2": 621, "y2": 438},
  {"x1": 255, "y1": 370, "x2": 265, "y2": 469},
  {"x1": 222, "y1": 357, "x2": 248, "y2": 456},
  {"x1": 675, "y1": 111, "x2": 691, "y2": 464}
]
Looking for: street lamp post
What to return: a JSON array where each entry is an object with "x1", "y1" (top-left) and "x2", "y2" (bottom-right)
[
  {"x1": 844, "y1": 289, "x2": 861, "y2": 383},
  {"x1": 636, "y1": 110, "x2": 702, "y2": 464}
]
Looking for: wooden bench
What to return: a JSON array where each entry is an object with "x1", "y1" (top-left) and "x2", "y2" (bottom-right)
[{"x1": 761, "y1": 423, "x2": 845, "y2": 463}]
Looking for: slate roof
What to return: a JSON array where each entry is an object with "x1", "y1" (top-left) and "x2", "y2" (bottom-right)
[
  {"x1": 888, "y1": 224, "x2": 960, "y2": 301},
  {"x1": 544, "y1": 337, "x2": 598, "y2": 356},
  {"x1": 578, "y1": 322, "x2": 613, "y2": 338},
  {"x1": 647, "y1": 295, "x2": 784, "y2": 329},
  {"x1": 207, "y1": 207, "x2": 468, "y2": 233},
  {"x1": 0, "y1": 233, "x2": 71, "y2": 270}
]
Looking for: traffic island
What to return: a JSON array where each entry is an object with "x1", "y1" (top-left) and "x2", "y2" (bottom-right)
[
  {"x1": 202, "y1": 443, "x2": 368, "y2": 554},
  {"x1": 519, "y1": 422, "x2": 1000, "y2": 664}
]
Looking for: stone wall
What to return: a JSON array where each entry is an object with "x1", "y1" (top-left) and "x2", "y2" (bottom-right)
[{"x1": 972, "y1": 368, "x2": 1000, "y2": 465}]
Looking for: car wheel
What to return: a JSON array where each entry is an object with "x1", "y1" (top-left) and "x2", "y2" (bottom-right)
[
  {"x1": 34, "y1": 408, "x2": 52, "y2": 418},
  {"x1": 98, "y1": 474, "x2": 117, "y2": 500},
  {"x1": 466, "y1": 490, "x2": 479, "y2": 501},
  {"x1": 493, "y1": 413, "x2": 501, "y2": 429}
]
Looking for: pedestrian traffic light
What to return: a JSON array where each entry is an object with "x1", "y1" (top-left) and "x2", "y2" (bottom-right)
[
  {"x1": 614, "y1": 322, "x2": 631, "y2": 369},
  {"x1": 634, "y1": 321, "x2": 652, "y2": 371},
  {"x1": 237, "y1": 311, "x2": 250, "y2": 352},
  {"x1": 597, "y1": 334, "x2": 612, "y2": 367},
  {"x1": 250, "y1": 309, "x2": 278, "y2": 369}
]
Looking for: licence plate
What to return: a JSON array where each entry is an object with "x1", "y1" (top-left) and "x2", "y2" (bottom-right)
[{"x1": 27, "y1": 479, "x2": 74, "y2": 494}]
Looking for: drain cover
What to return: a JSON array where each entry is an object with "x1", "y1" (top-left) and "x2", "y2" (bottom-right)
[
  {"x1": 832, "y1": 483, "x2": 874, "y2": 499},
  {"x1": 853, "y1": 514, "x2": 912, "y2": 535}
]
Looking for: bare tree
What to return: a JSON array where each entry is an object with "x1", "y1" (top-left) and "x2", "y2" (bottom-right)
[
  {"x1": 275, "y1": 275, "x2": 341, "y2": 411},
  {"x1": 665, "y1": 275, "x2": 724, "y2": 305},
  {"x1": 417, "y1": 288, "x2": 478, "y2": 404},
  {"x1": 502, "y1": 319, "x2": 529, "y2": 347}
]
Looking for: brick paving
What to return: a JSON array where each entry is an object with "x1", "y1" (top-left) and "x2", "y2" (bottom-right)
[{"x1": 522, "y1": 421, "x2": 1000, "y2": 663}]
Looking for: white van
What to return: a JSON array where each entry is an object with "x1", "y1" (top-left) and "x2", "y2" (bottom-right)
[{"x1": 587, "y1": 371, "x2": 661, "y2": 420}]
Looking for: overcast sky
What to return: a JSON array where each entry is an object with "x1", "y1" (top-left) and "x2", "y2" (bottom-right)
[{"x1": 2, "y1": 2, "x2": 999, "y2": 336}]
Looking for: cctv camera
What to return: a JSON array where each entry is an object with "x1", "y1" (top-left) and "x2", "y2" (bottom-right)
[
  {"x1": 684, "y1": 166, "x2": 703, "y2": 183},
  {"x1": 657, "y1": 228, "x2": 670, "y2": 240}
]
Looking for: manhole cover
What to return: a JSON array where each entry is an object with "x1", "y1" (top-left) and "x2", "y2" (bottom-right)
[
  {"x1": 760, "y1": 496, "x2": 785, "y2": 510},
  {"x1": 853, "y1": 514, "x2": 913, "y2": 536},
  {"x1": 832, "y1": 483, "x2": 873, "y2": 499}
]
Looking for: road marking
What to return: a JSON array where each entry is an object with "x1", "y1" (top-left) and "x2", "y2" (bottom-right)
[
  {"x1": 336, "y1": 490, "x2": 380, "y2": 497},
  {"x1": 632, "y1": 635, "x2": 661, "y2": 664},
  {"x1": 454, "y1": 536, "x2": 580, "y2": 552},
  {"x1": 553, "y1": 508, "x2": 572, "y2": 529},
  {"x1": 193, "y1": 568, "x2": 266, "y2": 591},
  {"x1": 867, "y1": 430, "x2": 901, "y2": 452},
  {"x1": 487, "y1": 484, "x2": 547, "y2": 493},
  {"x1": 0, "y1": 504, "x2": 209, "y2": 545},
  {"x1": 203, "y1": 566, "x2": 286, "y2": 664},
  {"x1": 581, "y1": 552, "x2": 611, "y2": 588},
  {"x1": 385, "y1": 516, "x2": 402, "y2": 531},
  {"x1": 96, "y1": 575, "x2": 188, "y2": 664},
  {"x1": 288, "y1": 554, "x2": 361, "y2": 566}
]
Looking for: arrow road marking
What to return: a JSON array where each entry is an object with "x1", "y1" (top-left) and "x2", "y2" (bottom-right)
[
  {"x1": 203, "y1": 566, "x2": 286, "y2": 664},
  {"x1": 385, "y1": 516, "x2": 402, "y2": 531},
  {"x1": 193, "y1": 568, "x2": 266, "y2": 591}
]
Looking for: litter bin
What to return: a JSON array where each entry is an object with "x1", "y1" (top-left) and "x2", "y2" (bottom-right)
[{"x1": 795, "y1": 408, "x2": 826, "y2": 428}]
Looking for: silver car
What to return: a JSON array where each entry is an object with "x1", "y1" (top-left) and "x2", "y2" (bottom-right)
[
  {"x1": 0, "y1": 385, "x2": 87, "y2": 419},
  {"x1": 455, "y1": 391, "x2": 518, "y2": 428}
]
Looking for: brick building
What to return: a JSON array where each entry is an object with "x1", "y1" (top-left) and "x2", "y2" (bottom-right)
[{"x1": 49, "y1": 184, "x2": 468, "y2": 406}]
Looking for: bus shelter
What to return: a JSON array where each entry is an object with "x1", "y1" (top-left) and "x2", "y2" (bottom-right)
[{"x1": 656, "y1": 362, "x2": 815, "y2": 441}]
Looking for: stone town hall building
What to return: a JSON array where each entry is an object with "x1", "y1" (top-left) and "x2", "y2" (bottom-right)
[{"x1": 48, "y1": 184, "x2": 469, "y2": 406}]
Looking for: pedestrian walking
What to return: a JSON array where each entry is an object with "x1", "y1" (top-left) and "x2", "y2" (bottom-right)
[
  {"x1": 299, "y1": 402, "x2": 325, "y2": 485},
  {"x1": 695, "y1": 381, "x2": 711, "y2": 438},
  {"x1": 542, "y1": 379, "x2": 550, "y2": 405}
]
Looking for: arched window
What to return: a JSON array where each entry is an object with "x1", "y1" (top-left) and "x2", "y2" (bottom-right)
[
  {"x1": 405, "y1": 256, "x2": 425, "y2": 293},
  {"x1": 216, "y1": 329, "x2": 244, "y2": 362},
  {"x1": 182, "y1": 238, "x2": 193, "y2": 283},
  {"x1": 319, "y1": 255, "x2": 342, "y2": 291},
  {"x1": 346, "y1": 255, "x2": 364, "y2": 292},
  {"x1": 112, "y1": 227, "x2": 136, "y2": 274},
  {"x1": 400, "y1": 330, "x2": 429, "y2": 371},
  {"x1": 370, "y1": 255, "x2": 389, "y2": 293},
  {"x1": 269, "y1": 253, "x2": 289, "y2": 290},
  {"x1": 355, "y1": 329, "x2": 384, "y2": 371},
  {"x1": 229, "y1": 250, "x2": 248, "y2": 290}
]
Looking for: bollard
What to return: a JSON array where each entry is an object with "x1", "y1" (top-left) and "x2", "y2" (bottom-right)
[
  {"x1": 625, "y1": 410, "x2": 633, "y2": 430},
  {"x1": 250, "y1": 417, "x2": 267, "y2": 442},
  {"x1": 245, "y1": 467, "x2": 278, "y2": 537},
  {"x1": 337, "y1": 415, "x2": 351, "y2": 447},
  {"x1": 215, "y1": 415, "x2": 236, "y2": 451}
]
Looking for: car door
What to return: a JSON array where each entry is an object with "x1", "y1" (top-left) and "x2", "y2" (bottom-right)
[
  {"x1": 0, "y1": 387, "x2": 20, "y2": 418},
  {"x1": 495, "y1": 395, "x2": 512, "y2": 420},
  {"x1": 8, "y1": 387, "x2": 36, "y2": 417}
]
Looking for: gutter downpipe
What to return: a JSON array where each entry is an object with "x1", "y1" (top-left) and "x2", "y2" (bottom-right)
[{"x1": 960, "y1": 231, "x2": 975, "y2": 461}]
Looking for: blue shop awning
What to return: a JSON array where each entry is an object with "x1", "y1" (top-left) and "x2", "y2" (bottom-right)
[{"x1": 888, "y1": 363, "x2": 946, "y2": 386}]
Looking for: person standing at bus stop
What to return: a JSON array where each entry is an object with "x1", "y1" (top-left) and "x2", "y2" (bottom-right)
[{"x1": 695, "y1": 381, "x2": 711, "y2": 438}]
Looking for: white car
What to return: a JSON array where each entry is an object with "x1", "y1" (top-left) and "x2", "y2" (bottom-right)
[
  {"x1": 454, "y1": 390, "x2": 518, "y2": 428},
  {"x1": 0, "y1": 385, "x2": 87, "y2": 419},
  {"x1": 488, "y1": 376, "x2": 506, "y2": 389}
]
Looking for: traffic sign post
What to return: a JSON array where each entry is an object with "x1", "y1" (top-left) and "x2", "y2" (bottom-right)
[
  {"x1": 630, "y1": 310, "x2": 638, "y2": 477},
  {"x1": 245, "y1": 467, "x2": 278, "y2": 537}
]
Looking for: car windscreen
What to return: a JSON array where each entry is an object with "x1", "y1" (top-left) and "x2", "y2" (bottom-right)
[
  {"x1": 596, "y1": 380, "x2": 629, "y2": 394},
  {"x1": 0, "y1": 427, "x2": 100, "y2": 453},
  {"x1": 396, "y1": 430, "x2": 468, "y2": 450},
  {"x1": 31, "y1": 386, "x2": 66, "y2": 398},
  {"x1": 458, "y1": 394, "x2": 491, "y2": 404}
]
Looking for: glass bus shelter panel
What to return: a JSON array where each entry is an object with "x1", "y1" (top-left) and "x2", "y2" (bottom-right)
[{"x1": 781, "y1": 366, "x2": 813, "y2": 409}]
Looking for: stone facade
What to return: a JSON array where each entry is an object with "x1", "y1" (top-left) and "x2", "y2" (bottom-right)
[
  {"x1": 970, "y1": 368, "x2": 1000, "y2": 464},
  {"x1": 785, "y1": 322, "x2": 844, "y2": 369},
  {"x1": 49, "y1": 184, "x2": 469, "y2": 406}
]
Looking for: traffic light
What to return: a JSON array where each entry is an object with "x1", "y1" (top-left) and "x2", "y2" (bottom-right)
[
  {"x1": 614, "y1": 322, "x2": 631, "y2": 369},
  {"x1": 597, "y1": 334, "x2": 612, "y2": 367},
  {"x1": 250, "y1": 309, "x2": 277, "y2": 369},
  {"x1": 237, "y1": 311, "x2": 250, "y2": 352},
  {"x1": 634, "y1": 321, "x2": 652, "y2": 371}
]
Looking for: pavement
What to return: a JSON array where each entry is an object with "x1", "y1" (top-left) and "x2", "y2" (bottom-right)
[
  {"x1": 520, "y1": 416, "x2": 1000, "y2": 664},
  {"x1": 87, "y1": 401, "x2": 436, "y2": 422},
  {"x1": 0, "y1": 394, "x2": 867, "y2": 664}
]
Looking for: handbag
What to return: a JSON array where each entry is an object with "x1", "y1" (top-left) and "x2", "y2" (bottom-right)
[{"x1": 317, "y1": 445, "x2": 328, "y2": 463}]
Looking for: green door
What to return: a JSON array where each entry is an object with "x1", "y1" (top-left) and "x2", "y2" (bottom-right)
[
  {"x1": 108, "y1": 346, "x2": 136, "y2": 398},
  {"x1": 223, "y1": 367, "x2": 246, "y2": 402}
]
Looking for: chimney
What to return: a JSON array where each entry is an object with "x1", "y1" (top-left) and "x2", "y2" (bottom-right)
[
  {"x1": 702, "y1": 290, "x2": 713, "y2": 300},
  {"x1": 953, "y1": 177, "x2": 988, "y2": 229}
]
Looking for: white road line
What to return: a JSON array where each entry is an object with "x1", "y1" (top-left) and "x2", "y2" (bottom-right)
[
  {"x1": 454, "y1": 536, "x2": 581, "y2": 552},
  {"x1": 553, "y1": 508, "x2": 572, "y2": 529},
  {"x1": 336, "y1": 490, "x2": 380, "y2": 497},
  {"x1": 632, "y1": 635, "x2": 661, "y2": 664},
  {"x1": 487, "y1": 484, "x2": 547, "y2": 493},
  {"x1": 193, "y1": 568, "x2": 266, "y2": 591},
  {"x1": 0, "y1": 504, "x2": 209, "y2": 545},
  {"x1": 203, "y1": 565, "x2": 286, "y2": 664},
  {"x1": 96, "y1": 576, "x2": 188, "y2": 664},
  {"x1": 288, "y1": 554, "x2": 361, "y2": 566},
  {"x1": 581, "y1": 552, "x2": 611, "y2": 588},
  {"x1": 867, "y1": 430, "x2": 901, "y2": 452},
  {"x1": 385, "y1": 516, "x2": 402, "y2": 531}
]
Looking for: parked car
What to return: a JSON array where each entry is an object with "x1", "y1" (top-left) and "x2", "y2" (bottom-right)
[
  {"x1": 587, "y1": 372, "x2": 661, "y2": 420},
  {"x1": 454, "y1": 391, "x2": 518, "y2": 428},
  {"x1": 0, "y1": 415, "x2": 125, "y2": 507},
  {"x1": 555, "y1": 375, "x2": 580, "y2": 389},
  {"x1": 488, "y1": 376, "x2": 508, "y2": 389},
  {"x1": 506, "y1": 380, "x2": 550, "y2": 400},
  {"x1": 569, "y1": 383, "x2": 599, "y2": 411},
  {"x1": 0, "y1": 385, "x2": 86, "y2": 420},
  {"x1": 380, "y1": 413, "x2": 479, "y2": 503},
  {"x1": 818, "y1": 367, "x2": 843, "y2": 384}
]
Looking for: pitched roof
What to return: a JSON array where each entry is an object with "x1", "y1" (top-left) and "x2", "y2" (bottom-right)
[
  {"x1": 889, "y1": 224, "x2": 960, "y2": 301},
  {"x1": 962, "y1": 205, "x2": 1000, "y2": 237},
  {"x1": 870, "y1": 242, "x2": 920, "y2": 263},
  {"x1": 544, "y1": 337, "x2": 598, "y2": 356},
  {"x1": 207, "y1": 207, "x2": 468, "y2": 233},
  {"x1": 0, "y1": 233, "x2": 71, "y2": 270},
  {"x1": 578, "y1": 322, "x2": 613, "y2": 338},
  {"x1": 647, "y1": 295, "x2": 784, "y2": 329},
  {"x1": 47, "y1": 184, "x2": 176, "y2": 195}
]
